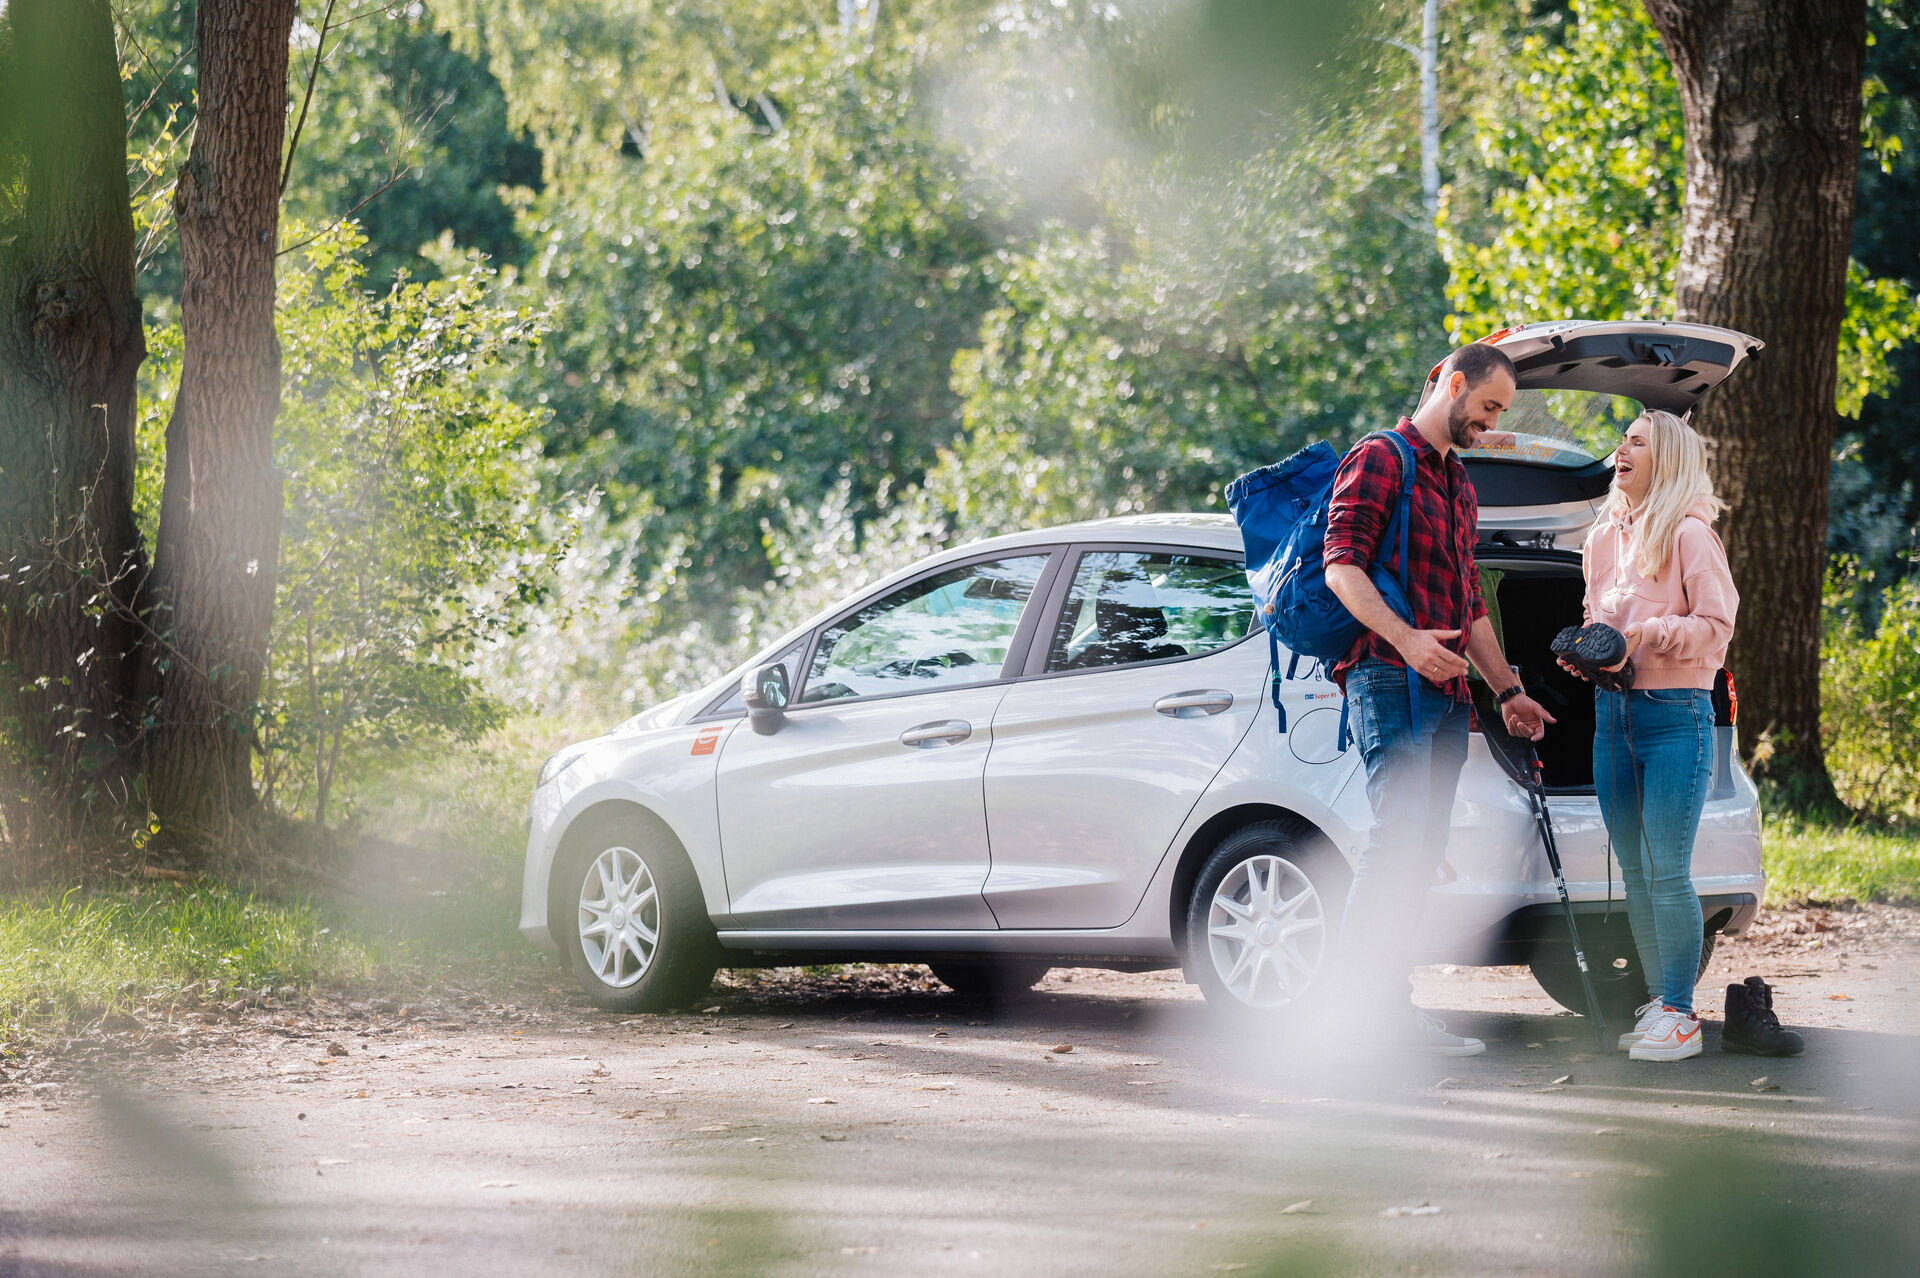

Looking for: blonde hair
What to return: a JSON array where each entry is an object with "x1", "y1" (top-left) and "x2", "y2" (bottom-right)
[{"x1": 1606, "y1": 410, "x2": 1726, "y2": 579}]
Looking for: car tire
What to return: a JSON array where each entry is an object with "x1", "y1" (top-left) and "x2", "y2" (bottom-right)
[
  {"x1": 1183, "y1": 818, "x2": 1343, "y2": 1017},
  {"x1": 928, "y1": 960, "x2": 1052, "y2": 999},
  {"x1": 1530, "y1": 927, "x2": 1717, "y2": 1025},
  {"x1": 555, "y1": 820, "x2": 718, "y2": 1013}
]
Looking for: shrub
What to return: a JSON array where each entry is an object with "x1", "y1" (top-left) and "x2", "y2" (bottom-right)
[{"x1": 1823, "y1": 562, "x2": 1920, "y2": 821}]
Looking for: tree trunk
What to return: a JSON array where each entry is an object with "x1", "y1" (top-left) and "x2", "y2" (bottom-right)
[
  {"x1": 144, "y1": 0, "x2": 296, "y2": 850},
  {"x1": 1640, "y1": 0, "x2": 1866, "y2": 809},
  {"x1": 0, "y1": 0, "x2": 147, "y2": 868}
]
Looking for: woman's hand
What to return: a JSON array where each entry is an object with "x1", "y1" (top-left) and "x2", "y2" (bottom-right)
[
  {"x1": 1600, "y1": 624, "x2": 1643, "y2": 673},
  {"x1": 1556, "y1": 655, "x2": 1588, "y2": 682}
]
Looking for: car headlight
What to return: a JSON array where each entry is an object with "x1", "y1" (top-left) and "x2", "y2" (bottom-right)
[{"x1": 537, "y1": 743, "x2": 591, "y2": 788}]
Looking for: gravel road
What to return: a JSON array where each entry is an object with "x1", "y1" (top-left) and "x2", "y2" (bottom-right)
[{"x1": 4, "y1": 905, "x2": 1917, "y2": 1277}]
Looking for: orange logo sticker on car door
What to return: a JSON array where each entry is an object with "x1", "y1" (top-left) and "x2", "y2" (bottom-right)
[{"x1": 691, "y1": 728, "x2": 722, "y2": 756}]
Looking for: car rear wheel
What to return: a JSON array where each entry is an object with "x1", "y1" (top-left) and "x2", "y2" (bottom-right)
[
  {"x1": 1184, "y1": 819, "x2": 1343, "y2": 1016},
  {"x1": 557, "y1": 824, "x2": 717, "y2": 1013},
  {"x1": 929, "y1": 960, "x2": 1052, "y2": 999},
  {"x1": 1530, "y1": 927, "x2": 1717, "y2": 1024}
]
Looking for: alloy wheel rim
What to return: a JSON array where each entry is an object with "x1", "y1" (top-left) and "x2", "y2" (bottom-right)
[
  {"x1": 1206, "y1": 854, "x2": 1325, "y2": 1009},
  {"x1": 578, "y1": 846, "x2": 659, "y2": 988}
]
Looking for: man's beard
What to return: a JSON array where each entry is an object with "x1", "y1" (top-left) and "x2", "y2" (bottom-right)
[{"x1": 1447, "y1": 396, "x2": 1480, "y2": 448}]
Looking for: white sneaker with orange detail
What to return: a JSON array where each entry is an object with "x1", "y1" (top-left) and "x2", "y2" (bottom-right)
[{"x1": 1628, "y1": 1007, "x2": 1703, "y2": 1061}]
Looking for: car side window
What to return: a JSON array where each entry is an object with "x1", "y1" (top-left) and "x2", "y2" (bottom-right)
[
  {"x1": 800, "y1": 555, "x2": 1051, "y2": 703},
  {"x1": 1044, "y1": 550, "x2": 1252, "y2": 673}
]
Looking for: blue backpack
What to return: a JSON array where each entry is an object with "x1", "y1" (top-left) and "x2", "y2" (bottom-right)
[{"x1": 1225, "y1": 430, "x2": 1422, "y2": 741}]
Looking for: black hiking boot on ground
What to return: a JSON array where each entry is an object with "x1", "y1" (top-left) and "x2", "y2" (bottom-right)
[{"x1": 1722, "y1": 976, "x2": 1805, "y2": 1057}]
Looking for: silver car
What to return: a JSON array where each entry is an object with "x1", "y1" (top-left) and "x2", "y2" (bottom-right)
[{"x1": 521, "y1": 319, "x2": 1767, "y2": 1020}]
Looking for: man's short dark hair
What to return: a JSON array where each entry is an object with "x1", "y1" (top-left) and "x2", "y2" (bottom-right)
[{"x1": 1449, "y1": 342, "x2": 1517, "y2": 389}]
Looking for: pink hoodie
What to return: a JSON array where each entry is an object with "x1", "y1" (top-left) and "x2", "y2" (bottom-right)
[{"x1": 1581, "y1": 498, "x2": 1739, "y2": 691}]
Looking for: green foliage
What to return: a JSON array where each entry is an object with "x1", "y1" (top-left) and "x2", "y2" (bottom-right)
[
  {"x1": 1440, "y1": 0, "x2": 1681, "y2": 334},
  {"x1": 268, "y1": 228, "x2": 556, "y2": 825},
  {"x1": 491, "y1": 16, "x2": 999, "y2": 615},
  {"x1": 943, "y1": 107, "x2": 1446, "y2": 529},
  {"x1": 1823, "y1": 562, "x2": 1920, "y2": 822},
  {"x1": 1440, "y1": 0, "x2": 1920, "y2": 417},
  {"x1": 140, "y1": 227, "x2": 559, "y2": 826}
]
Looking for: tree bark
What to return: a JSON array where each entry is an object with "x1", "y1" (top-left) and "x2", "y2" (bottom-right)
[
  {"x1": 144, "y1": 0, "x2": 296, "y2": 848},
  {"x1": 0, "y1": 0, "x2": 147, "y2": 866},
  {"x1": 1640, "y1": 0, "x2": 1866, "y2": 808}
]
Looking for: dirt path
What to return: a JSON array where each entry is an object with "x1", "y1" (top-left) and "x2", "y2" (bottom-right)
[{"x1": 4, "y1": 906, "x2": 1918, "y2": 1277}]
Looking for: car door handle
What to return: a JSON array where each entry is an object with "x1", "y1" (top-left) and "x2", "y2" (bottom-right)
[
  {"x1": 1154, "y1": 690, "x2": 1234, "y2": 719},
  {"x1": 900, "y1": 719, "x2": 972, "y2": 748}
]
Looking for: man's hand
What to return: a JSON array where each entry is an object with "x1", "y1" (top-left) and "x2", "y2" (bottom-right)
[
  {"x1": 1396, "y1": 628, "x2": 1468, "y2": 684},
  {"x1": 1500, "y1": 692, "x2": 1555, "y2": 741}
]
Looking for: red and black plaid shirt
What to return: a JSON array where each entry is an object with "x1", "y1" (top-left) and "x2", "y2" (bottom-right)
[{"x1": 1323, "y1": 418, "x2": 1487, "y2": 703}]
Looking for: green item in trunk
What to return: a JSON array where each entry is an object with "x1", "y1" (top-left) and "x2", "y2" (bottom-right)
[{"x1": 1470, "y1": 567, "x2": 1506, "y2": 684}]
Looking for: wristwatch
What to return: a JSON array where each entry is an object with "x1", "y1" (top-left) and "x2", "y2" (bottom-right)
[{"x1": 1495, "y1": 683, "x2": 1525, "y2": 706}]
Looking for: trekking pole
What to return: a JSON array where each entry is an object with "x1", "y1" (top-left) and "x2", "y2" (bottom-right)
[{"x1": 1519, "y1": 733, "x2": 1610, "y2": 1052}]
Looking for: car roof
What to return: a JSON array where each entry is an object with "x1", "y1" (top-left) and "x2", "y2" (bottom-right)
[{"x1": 955, "y1": 512, "x2": 1244, "y2": 557}]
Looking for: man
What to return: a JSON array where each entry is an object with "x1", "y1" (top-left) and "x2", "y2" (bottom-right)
[{"x1": 1323, "y1": 341, "x2": 1554, "y2": 1056}]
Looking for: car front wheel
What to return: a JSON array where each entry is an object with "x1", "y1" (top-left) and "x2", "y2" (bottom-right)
[
  {"x1": 1184, "y1": 819, "x2": 1342, "y2": 1016},
  {"x1": 556, "y1": 823, "x2": 718, "y2": 1013}
]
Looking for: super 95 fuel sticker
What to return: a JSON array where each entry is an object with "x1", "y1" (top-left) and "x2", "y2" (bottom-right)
[{"x1": 691, "y1": 727, "x2": 723, "y2": 756}]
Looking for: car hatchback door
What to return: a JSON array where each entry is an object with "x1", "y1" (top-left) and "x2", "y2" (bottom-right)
[
  {"x1": 982, "y1": 545, "x2": 1263, "y2": 928},
  {"x1": 715, "y1": 550, "x2": 1058, "y2": 930}
]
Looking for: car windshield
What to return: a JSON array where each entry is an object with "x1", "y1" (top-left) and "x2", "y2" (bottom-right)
[{"x1": 1461, "y1": 389, "x2": 1641, "y2": 467}]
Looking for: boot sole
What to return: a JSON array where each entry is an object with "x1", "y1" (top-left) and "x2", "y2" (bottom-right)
[{"x1": 1722, "y1": 1039, "x2": 1805, "y2": 1058}]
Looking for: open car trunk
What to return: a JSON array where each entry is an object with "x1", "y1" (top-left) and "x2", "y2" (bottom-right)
[
  {"x1": 1472, "y1": 552, "x2": 1739, "y2": 800},
  {"x1": 1473, "y1": 554, "x2": 1596, "y2": 792}
]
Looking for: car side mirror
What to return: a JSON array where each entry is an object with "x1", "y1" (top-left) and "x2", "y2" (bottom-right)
[{"x1": 741, "y1": 662, "x2": 791, "y2": 735}]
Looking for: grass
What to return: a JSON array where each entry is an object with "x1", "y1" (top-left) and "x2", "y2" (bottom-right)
[
  {"x1": 0, "y1": 883, "x2": 386, "y2": 1044},
  {"x1": 1763, "y1": 811, "x2": 1920, "y2": 905}
]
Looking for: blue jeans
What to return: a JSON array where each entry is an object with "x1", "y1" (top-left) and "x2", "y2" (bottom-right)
[
  {"x1": 1594, "y1": 688, "x2": 1713, "y2": 1015},
  {"x1": 1338, "y1": 658, "x2": 1470, "y2": 1006}
]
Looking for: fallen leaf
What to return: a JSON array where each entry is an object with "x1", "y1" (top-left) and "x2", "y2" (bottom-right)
[
  {"x1": 696, "y1": 1124, "x2": 731, "y2": 1132},
  {"x1": 1279, "y1": 1200, "x2": 1313, "y2": 1214},
  {"x1": 1380, "y1": 1202, "x2": 1441, "y2": 1218},
  {"x1": 326, "y1": 1042, "x2": 349, "y2": 1058},
  {"x1": 315, "y1": 1158, "x2": 349, "y2": 1167},
  {"x1": 807, "y1": 1097, "x2": 838, "y2": 1105},
  {"x1": 701, "y1": 1006, "x2": 722, "y2": 1014},
  {"x1": 1525, "y1": 1043, "x2": 1544, "y2": 1050},
  {"x1": 820, "y1": 1133, "x2": 848, "y2": 1142},
  {"x1": 839, "y1": 1246, "x2": 878, "y2": 1256},
  {"x1": 1051, "y1": 1044, "x2": 1073, "y2": 1054},
  {"x1": 1749, "y1": 1076, "x2": 1770, "y2": 1088},
  {"x1": 1550, "y1": 1074, "x2": 1572, "y2": 1085},
  {"x1": 915, "y1": 1084, "x2": 952, "y2": 1092},
  {"x1": 1828, "y1": 994, "x2": 1852, "y2": 1001}
]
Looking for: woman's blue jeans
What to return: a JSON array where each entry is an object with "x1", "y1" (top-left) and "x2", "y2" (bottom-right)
[{"x1": 1593, "y1": 687, "x2": 1713, "y2": 1015}]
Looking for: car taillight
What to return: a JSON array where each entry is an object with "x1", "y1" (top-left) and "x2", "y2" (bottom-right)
[{"x1": 1713, "y1": 669, "x2": 1737, "y2": 728}]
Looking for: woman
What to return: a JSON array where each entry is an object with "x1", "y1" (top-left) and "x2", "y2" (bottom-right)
[{"x1": 1561, "y1": 410, "x2": 1738, "y2": 1062}]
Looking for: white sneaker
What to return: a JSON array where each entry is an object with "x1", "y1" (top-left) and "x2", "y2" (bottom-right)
[
  {"x1": 1617, "y1": 1001, "x2": 1664, "y2": 1052},
  {"x1": 1628, "y1": 1007, "x2": 1703, "y2": 1061},
  {"x1": 1414, "y1": 1010, "x2": 1486, "y2": 1057}
]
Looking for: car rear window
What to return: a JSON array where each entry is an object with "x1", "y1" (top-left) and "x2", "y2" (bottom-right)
[{"x1": 1462, "y1": 389, "x2": 1641, "y2": 467}]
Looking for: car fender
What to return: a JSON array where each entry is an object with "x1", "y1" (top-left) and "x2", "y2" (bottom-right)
[
  {"x1": 1122, "y1": 715, "x2": 1372, "y2": 945},
  {"x1": 520, "y1": 719, "x2": 739, "y2": 950}
]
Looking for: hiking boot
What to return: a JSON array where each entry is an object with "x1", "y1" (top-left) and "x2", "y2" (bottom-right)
[
  {"x1": 1413, "y1": 1009, "x2": 1486, "y2": 1057},
  {"x1": 1628, "y1": 1007, "x2": 1703, "y2": 1061},
  {"x1": 1616, "y1": 1000, "x2": 1665, "y2": 1052},
  {"x1": 1722, "y1": 976, "x2": 1805, "y2": 1057}
]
